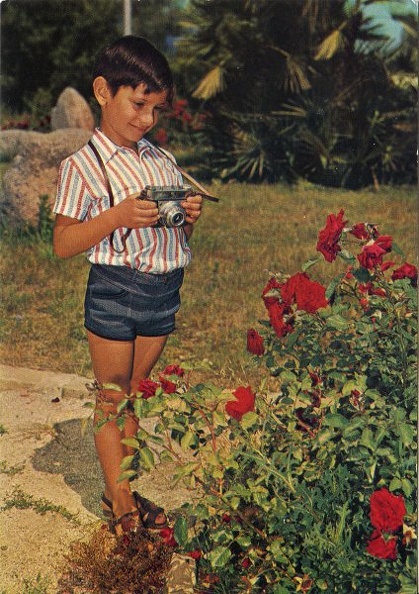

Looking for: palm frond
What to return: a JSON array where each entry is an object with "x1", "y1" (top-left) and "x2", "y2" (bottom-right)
[
  {"x1": 315, "y1": 28, "x2": 346, "y2": 60},
  {"x1": 192, "y1": 65, "x2": 225, "y2": 100},
  {"x1": 284, "y1": 56, "x2": 312, "y2": 93}
]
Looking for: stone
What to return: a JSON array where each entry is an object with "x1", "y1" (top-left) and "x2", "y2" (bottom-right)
[
  {"x1": 51, "y1": 87, "x2": 95, "y2": 131},
  {"x1": 1, "y1": 128, "x2": 92, "y2": 225}
]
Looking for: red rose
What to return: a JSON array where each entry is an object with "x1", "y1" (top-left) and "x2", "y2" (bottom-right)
[
  {"x1": 367, "y1": 529, "x2": 398, "y2": 560},
  {"x1": 188, "y1": 550, "x2": 202, "y2": 559},
  {"x1": 316, "y1": 209, "x2": 347, "y2": 262},
  {"x1": 137, "y1": 379, "x2": 160, "y2": 399},
  {"x1": 282, "y1": 272, "x2": 328, "y2": 313},
  {"x1": 350, "y1": 223, "x2": 370, "y2": 240},
  {"x1": 247, "y1": 328, "x2": 265, "y2": 356},
  {"x1": 381, "y1": 261, "x2": 395, "y2": 272},
  {"x1": 159, "y1": 376, "x2": 177, "y2": 394},
  {"x1": 370, "y1": 488, "x2": 406, "y2": 532},
  {"x1": 160, "y1": 527, "x2": 177, "y2": 547},
  {"x1": 241, "y1": 557, "x2": 251, "y2": 568},
  {"x1": 262, "y1": 277, "x2": 282, "y2": 307},
  {"x1": 357, "y1": 242, "x2": 387, "y2": 270},
  {"x1": 392, "y1": 262, "x2": 418, "y2": 286},
  {"x1": 375, "y1": 235, "x2": 392, "y2": 253},
  {"x1": 267, "y1": 301, "x2": 294, "y2": 337},
  {"x1": 226, "y1": 386, "x2": 255, "y2": 421},
  {"x1": 162, "y1": 364, "x2": 185, "y2": 377}
]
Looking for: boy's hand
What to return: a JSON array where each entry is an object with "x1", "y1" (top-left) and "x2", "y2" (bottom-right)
[
  {"x1": 182, "y1": 193, "x2": 203, "y2": 224},
  {"x1": 114, "y1": 193, "x2": 159, "y2": 228}
]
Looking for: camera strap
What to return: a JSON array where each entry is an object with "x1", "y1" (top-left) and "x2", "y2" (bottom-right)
[
  {"x1": 87, "y1": 137, "x2": 219, "y2": 253},
  {"x1": 88, "y1": 140, "x2": 131, "y2": 253},
  {"x1": 154, "y1": 145, "x2": 219, "y2": 203}
]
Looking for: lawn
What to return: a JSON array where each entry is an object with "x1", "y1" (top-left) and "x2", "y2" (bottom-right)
[{"x1": 0, "y1": 182, "x2": 417, "y2": 388}]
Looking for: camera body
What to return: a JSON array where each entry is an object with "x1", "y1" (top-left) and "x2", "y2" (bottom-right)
[{"x1": 141, "y1": 185, "x2": 191, "y2": 228}]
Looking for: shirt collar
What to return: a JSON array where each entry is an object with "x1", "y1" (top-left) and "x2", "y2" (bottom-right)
[{"x1": 91, "y1": 128, "x2": 153, "y2": 164}]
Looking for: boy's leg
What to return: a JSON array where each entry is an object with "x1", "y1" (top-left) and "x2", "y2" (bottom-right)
[{"x1": 87, "y1": 330, "x2": 167, "y2": 520}]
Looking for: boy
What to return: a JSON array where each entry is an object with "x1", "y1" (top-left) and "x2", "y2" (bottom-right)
[{"x1": 53, "y1": 36, "x2": 203, "y2": 535}]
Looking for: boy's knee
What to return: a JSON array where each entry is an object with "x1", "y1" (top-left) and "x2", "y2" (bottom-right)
[{"x1": 95, "y1": 384, "x2": 127, "y2": 417}]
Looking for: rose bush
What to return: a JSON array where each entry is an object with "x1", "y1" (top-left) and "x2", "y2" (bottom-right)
[{"x1": 109, "y1": 212, "x2": 417, "y2": 593}]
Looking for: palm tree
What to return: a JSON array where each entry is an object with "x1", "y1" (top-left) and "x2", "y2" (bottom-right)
[{"x1": 177, "y1": 0, "x2": 416, "y2": 187}]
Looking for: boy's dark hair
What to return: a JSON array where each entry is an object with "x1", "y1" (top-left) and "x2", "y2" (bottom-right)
[{"x1": 93, "y1": 35, "x2": 175, "y2": 104}]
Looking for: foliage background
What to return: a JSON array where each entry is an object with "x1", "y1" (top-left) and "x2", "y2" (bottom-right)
[{"x1": 1, "y1": 0, "x2": 417, "y2": 188}]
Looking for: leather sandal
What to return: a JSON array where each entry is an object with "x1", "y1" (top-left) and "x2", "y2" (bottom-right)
[
  {"x1": 101, "y1": 494, "x2": 141, "y2": 535},
  {"x1": 101, "y1": 493, "x2": 114, "y2": 519},
  {"x1": 101, "y1": 492, "x2": 168, "y2": 531},
  {"x1": 109, "y1": 510, "x2": 141, "y2": 536},
  {"x1": 133, "y1": 491, "x2": 169, "y2": 530}
]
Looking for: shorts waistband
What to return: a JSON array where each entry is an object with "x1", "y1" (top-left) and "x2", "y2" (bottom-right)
[{"x1": 90, "y1": 264, "x2": 183, "y2": 285}]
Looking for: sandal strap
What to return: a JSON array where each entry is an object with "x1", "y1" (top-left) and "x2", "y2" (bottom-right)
[
  {"x1": 110, "y1": 510, "x2": 141, "y2": 535},
  {"x1": 101, "y1": 494, "x2": 113, "y2": 518},
  {"x1": 133, "y1": 492, "x2": 168, "y2": 529}
]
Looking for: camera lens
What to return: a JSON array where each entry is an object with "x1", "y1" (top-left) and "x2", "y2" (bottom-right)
[
  {"x1": 169, "y1": 212, "x2": 185, "y2": 226},
  {"x1": 159, "y1": 201, "x2": 186, "y2": 228}
]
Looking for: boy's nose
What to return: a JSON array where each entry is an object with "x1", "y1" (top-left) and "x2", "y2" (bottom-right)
[{"x1": 139, "y1": 110, "x2": 155, "y2": 127}]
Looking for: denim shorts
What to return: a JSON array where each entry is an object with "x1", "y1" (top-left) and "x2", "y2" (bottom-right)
[{"x1": 84, "y1": 264, "x2": 184, "y2": 340}]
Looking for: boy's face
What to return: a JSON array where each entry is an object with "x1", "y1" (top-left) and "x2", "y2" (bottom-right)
[{"x1": 94, "y1": 79, "x2": 168, "y2": 149}]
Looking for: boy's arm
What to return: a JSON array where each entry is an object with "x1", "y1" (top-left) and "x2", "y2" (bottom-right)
[
  {"x1": 53, "y1": 212, "x2": 117, "y2": 259},
  {"x1": 53, "y1": 196, "x2": 159, "y2": 259}
]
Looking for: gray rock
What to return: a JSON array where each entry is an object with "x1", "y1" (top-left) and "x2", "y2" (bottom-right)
[
  {"x1": 1, "y1": 128, "x2": 92, "y2": 225},
  {"x1": 51, "y1": 87, "x2": 95, "y2": 131}
]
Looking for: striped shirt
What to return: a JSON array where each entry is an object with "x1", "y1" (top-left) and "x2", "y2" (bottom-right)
[{"x1": 53, "y1": 129, "x2": 192, "y2": 273}]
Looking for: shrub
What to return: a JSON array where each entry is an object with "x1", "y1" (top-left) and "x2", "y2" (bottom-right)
[{"x1": 105, "y1": 210, "x2": 417, "y2": 593}]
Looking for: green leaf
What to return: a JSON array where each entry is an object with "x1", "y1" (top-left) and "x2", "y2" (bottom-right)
[
  {"x1": 316, "y1": 428, "x2": 335, "y2": 445},
  {"x1": 360, "y1": 428, "x2": 375, "y2": 451},
  {"x1": 401, "y1": 478, "x2": 413, "y2": 497},
  {"x1": 139, "y1": 447, "x2": 155, "y2": 470},
  {"x1": 324, "y1": 414, "x2": 348, "y2": 429},
  {"x1": 120, "y1": 454, "x2": 135, "y2": 470},
  {"x1": 120, "y1": 437, "x2": 140, "y2": 449},
  {"x1": 207, "y1": 545, "x2": 232, "y2": 568},
  {"x1": 352, "y1": 267, "x2": 372, "y2": 283},
  {"x1": 181, "y1": 430, "x2": 196, "y2": 450},
  {"x1": 397, "y1": 423, "x2": 416, "y2": 447},
  {"x1": 269, "y1": 538, "x2": 288, "y2": 563},
  {"x1": 325, "y1": 275, "x2": 342, "y2": 301},
  {"x1": 117, "y1": 469, "x2": 137, "y2": 483},
  {"x1": 240, "y1": 411, "x2": 259, "y2": 429},
  {"x1": 389, "y1": 477, "x2": 402, "y2": 491},
  {"x1": 174, "y1": 516, "x2": 189, "y2": 547},
  {"x1": 326, "y1": 314, "x2": 349, "y2": 330},
  {"x1": 302, "y1": 257, "x2": 320, "y2": 272},
  {"x1": 338, "y1": 249, "x2": 356, "y2": 264},
  {"x1": 397, "y1": 584, "x2": 417, "y2": 594},
  {"x1": 391, "y1": 241, "x2": 405, "y2": 257},
  {"x1": 280, "y1": 370, "x2": 297, "y2": 383},
  {"x1": 272, "y1": 586, "x2": 292, "y2": 594},
  {"x1": 159, "y1": 450, "x2": 174, "y2": 464}
]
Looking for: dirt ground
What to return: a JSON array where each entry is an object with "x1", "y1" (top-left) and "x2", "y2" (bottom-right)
[{"x1": 0, "y1": 364, "x2": 196, "y2": 593}]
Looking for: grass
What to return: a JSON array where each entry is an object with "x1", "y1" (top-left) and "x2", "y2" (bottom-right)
[
  {"x1": 0, "y1": 182, "x2": 417, "y2": 388},
  {"x1": 1, "y1": 486, "x2": 80, "y2": 523}
]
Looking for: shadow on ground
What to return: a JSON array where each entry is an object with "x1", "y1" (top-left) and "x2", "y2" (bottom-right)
[{"x1": 32, "y1": 419, "x2": 103, "y2": 517}]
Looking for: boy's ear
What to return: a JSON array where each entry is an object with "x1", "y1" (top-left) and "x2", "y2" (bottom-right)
[{"x1": 93, "y1": 76, "x2": 111, "y2": 106}]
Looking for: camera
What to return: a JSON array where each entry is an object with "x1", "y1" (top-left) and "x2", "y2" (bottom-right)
[{"x1": 141, "y1": 185, "x2": 192, "y2": 228}]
